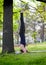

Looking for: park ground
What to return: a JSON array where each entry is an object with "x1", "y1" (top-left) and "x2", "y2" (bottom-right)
[{"x1": 0, "y1": 42, "x2": 46, "y2": 65}]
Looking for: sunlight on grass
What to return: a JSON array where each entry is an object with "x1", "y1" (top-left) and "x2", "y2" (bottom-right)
[
  {"x1": 27, "y1": 43, "x2": 46, "y2": 51},
  {"x1": 0, "y1": 42, "x2": 46, "y2": 53},
  {"x1": 14, "y1": 42, "x2": 46, "y2": 51}
]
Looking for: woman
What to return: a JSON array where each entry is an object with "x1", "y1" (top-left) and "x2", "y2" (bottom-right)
[{"x1": 19, "y1": 13, "x2": 27, "y2": 53}]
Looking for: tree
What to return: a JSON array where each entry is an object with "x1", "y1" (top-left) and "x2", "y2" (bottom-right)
[
  {"x1": 37, "y1": 2, "x2": 46, "y2": 42},
  {"x1": 2, "y1": 0, "x2": 14, "y2": 53},
  {"x1": 37, "y1": 0, "x2": 46, "y2": 3}
]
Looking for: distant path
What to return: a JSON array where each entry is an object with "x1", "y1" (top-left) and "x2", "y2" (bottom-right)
[
  {"x1": 15, "y1": 50, "x2": 46, "y2": 54},
  {"x1": 30, "y1": 50, "x2": 46, "y2": 53}
]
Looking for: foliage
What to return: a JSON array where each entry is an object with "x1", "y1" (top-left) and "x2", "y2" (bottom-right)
[
  {"x1": 36, "y1": 2, "x2": 46, "y2": 22},
  {"x1": 0, "y1": 0, "x2": 46, "y2": 30},
  {"x1": 13, "y1": 21, "x2": 19, "y2": 31},
  {"x1": 32, "y1": 32, "x2": 37, "y2": 38},
  {"x1": 0, "y1": 0, "x2": 3, "y2": 30}
]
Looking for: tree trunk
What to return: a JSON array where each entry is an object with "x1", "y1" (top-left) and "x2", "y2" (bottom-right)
[
  {"x1": 37, "y1": 0, "x2": 46, "y2": 3},
  {"x1": 40, "y1": 22, "x2": 44, "y2": 42},
  {"x1": 2, "y1": 0, "x2": 14, "y2": 53}
]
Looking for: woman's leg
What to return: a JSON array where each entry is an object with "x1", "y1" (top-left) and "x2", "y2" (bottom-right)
[
  {"x1": 20, "y1": 33, "x2": 27, "y2": 53},
  {"x1": 20, "y1": 13, "x2": 27, "y2": 53}
]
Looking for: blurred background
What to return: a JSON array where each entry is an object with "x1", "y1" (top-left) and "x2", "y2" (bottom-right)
[{"x1": 0, "y1": 0, "x2": 46, "y2": 48}]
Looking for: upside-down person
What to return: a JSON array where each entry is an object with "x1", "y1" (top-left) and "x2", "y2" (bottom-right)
[{"x1": 19, "y1": 13, "x2": 27, "y2": 53}]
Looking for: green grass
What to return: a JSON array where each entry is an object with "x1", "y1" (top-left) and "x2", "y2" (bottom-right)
[
  {"x1": 0, "y1": 42, "x2": 46, "y2": 65},
  {"x1": 0, "y1": 53, "x2": 46, "y2": 65},
  {"x1": 27, "y1": 43, "x2": 46, "y2": 51}
]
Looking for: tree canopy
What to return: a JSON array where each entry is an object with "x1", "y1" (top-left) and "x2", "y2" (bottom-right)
[{"x1": 0, "y1": 0, "x2": 46, "y2": 31}]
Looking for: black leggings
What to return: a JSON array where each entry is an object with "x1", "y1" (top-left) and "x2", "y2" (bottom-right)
[
  {"x1": 20, "y1": 13, "x2": 26, "y2": 47},
  {"x1": 20, "y1": 33, "x2": 26, "y2": 47}
]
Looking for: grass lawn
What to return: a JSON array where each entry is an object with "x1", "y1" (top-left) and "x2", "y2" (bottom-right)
[
  {"x1": 0, "y1": 42, "x2": 46, "y2": 65},
  {"x1": 27, "y1": 43, "x2": 46, "y2": 51},
  {"x1": 0, "y1": 53, "x2": 46, "y2": 65}
]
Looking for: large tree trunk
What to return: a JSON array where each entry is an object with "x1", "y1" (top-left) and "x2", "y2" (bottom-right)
[{"x1": 2, "y1": 0, "x2": 14, "y2": 53}]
